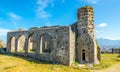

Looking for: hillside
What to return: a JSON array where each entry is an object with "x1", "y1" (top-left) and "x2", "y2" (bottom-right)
[{"x1": 97, "y1": 38, "x2": 120, "y2": 47}]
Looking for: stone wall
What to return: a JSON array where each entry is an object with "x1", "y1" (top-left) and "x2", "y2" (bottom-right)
[
  {"x1": 7, "y1": 26, "x2": 75, "y2": 66},
  {"x1": 112, "y1": 48, "x2": 120, "y2": 54}
]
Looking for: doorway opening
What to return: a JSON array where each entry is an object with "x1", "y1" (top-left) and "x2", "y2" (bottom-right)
[{"x1": 82, "y1": 49, "x2": 85, "y2": 61}]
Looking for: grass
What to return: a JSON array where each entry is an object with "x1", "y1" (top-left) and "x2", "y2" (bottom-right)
[
  {"x1": 93, "y1": 53, "x2": 120, "y2": 70},
  {"x1": 0, "y1": 53, "x2": 87, "y2": 72},
  {"x1": 0, "y1": 53, "x2": 120, "y2": 72}
]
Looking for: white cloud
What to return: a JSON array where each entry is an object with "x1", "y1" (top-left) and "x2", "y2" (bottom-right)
[
  {"x1": 8, "y1": 12, "x2": 21, "y2": 20},
  {"x1": 86, "y1": 0, "x2": 97, "y2": 4},
  {"x1": 36, "y1": 0, "x2": 64, "y2": 19},
  {"x1": 0, "y1": 28, "x2": 11, "y2": 36},
  {"x1": 104, "y1": 37, "x2": 115, "y2": 40},
  {"x1": 96, "y1": 30, "x2": 98, "y2": 33},
  {"x1": 45, "y1": 21, "x2": 52, "y2": 26},
  {"x1": 98, "y1": 37, "x2": 118, "y2": 40},
  {"x1": 36, "y1": 0, "x2": 52, "y2": 18},
  {"x1": 96, "y1": 30, "x2": 104, "y2": 33},
  {"x1": 98, "y1": 23, "x2": 107, "y2": 27},
  {"x1": 7, "y1": 12, "x2": 21, "y2": 28},
  {"x1": 36, "y1": 10, "x2": 51, "y2": 18}
]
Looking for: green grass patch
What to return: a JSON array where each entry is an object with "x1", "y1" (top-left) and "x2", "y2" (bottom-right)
[
  {"x1": 93, "y1": 54, "x2": 120, "y2": 70},
  {"x1": 0, "y1": 53, "x2": 120, "y2": 72},
  {"x1": 0, "y1": 53, "x2": 87, "y2": 72}
]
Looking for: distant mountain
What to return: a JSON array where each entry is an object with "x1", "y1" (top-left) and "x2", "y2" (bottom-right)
[
  {"x1": 97, "y1": 38, "x2": 120, "y2": 52},
  {"x1": 97, "y1": 38, "x2": 120, "y2": 47}
]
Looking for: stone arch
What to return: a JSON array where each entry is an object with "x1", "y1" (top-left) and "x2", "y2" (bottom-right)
[
  {"x1": 17, "y1": 34, "x2": 25, "y2": 52},
  {"x1": 28, "y1": 33, "x2": 35, "y2": 52},
  {"x1": 40, "y1": 33, "x2": 51, "y2": 53},
  {"x1": 10, "y1": 36, "x2": 15, "y2": 52}
]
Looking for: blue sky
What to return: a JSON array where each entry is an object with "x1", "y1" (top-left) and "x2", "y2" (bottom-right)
[{"x1": 0, "y1": 0, "x2": 120, "y2": 42}]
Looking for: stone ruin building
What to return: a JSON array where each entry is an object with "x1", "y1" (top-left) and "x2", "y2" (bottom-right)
[
  {"x1": 7, "y1": 6, "x2": 100, "y2": 66},
  {"x1": 112, "y1": 48, "x2": 120, "y2": 54}
]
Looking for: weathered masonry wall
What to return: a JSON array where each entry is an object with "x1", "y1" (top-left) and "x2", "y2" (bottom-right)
[
  {"x1": 7, "y1": 26, "x2": 75, "y2": 66},
  {"x1": 112, "y1": 48, "x2": 120, "y2": 54}
]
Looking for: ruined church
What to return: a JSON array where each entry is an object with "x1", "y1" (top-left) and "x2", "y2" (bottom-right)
[{"x1": 7, "y1": 6, "x2": 100, "y2": 66}]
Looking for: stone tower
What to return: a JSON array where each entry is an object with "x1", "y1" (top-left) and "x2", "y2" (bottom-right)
[{"x1": 76, "y1": 6, "x2": 99, "y2": 64}]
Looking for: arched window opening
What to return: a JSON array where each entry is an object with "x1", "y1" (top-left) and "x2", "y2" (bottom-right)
[
  {"x1": 17, "y1": 35, "x2": 25, "y2": 52},
  {"x1": 40, "y1": 33, "x2": 51, "y2": 53},
  {"x1": 28, "y1": 34, "x2": 35, "y2": 53}
]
